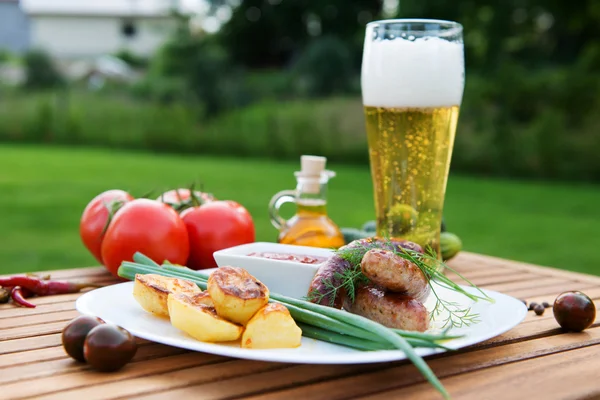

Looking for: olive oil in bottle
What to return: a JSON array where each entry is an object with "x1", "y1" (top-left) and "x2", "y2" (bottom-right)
[{"x1": 269, "y1": 155, "x2": 345, "y2": 249}]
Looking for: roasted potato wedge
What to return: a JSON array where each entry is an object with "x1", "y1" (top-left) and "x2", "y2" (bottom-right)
[
  {"x1": 188, "y1": 291, "x2": 214, "y2": 307},
  {"x1": 133, "y1": 274, "x2": 201, "y2": 318},
  {"x1": 208, "y1": 267, "x2": 269, "y2": 325},
  {"x1": 167, "y1": 293, "x2": 243, "y2": 342},
  {"x1": 241, "y1": 303, "x2": 302, "y2": 349}
]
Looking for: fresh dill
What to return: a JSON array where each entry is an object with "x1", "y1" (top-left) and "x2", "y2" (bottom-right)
[
  {"x1": 305, "y1": 263, "x2": 369, "y2": 306},
  {"x1": 329, "y1": 238, "x2": 494, "y2": 329}
]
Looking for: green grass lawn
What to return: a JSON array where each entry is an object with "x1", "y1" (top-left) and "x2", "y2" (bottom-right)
[{"x1": 0, "y1": 144, "x2": 598, "y2": 276}]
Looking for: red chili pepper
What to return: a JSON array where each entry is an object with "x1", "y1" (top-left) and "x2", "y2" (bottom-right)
[
  {"x1": 0, "y1": 276, "x2": 100, "y2": 296},
  {"x1": 11, "y1": 287, "x2": 36, "y2": 308}
]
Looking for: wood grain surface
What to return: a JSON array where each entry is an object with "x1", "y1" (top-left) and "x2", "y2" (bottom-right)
[{"x1": 1, "y1": 252, "x2": 598, "y2": 400}]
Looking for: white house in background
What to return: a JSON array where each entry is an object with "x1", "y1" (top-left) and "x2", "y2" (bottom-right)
[
  {"x1": 0, "y1": 0, "x2": 30, "y2": 53},
  {"x1": 19, "y1": 0, "x2": 187, "y2": 59}
]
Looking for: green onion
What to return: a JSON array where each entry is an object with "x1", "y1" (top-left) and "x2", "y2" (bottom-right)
[
  {"x1": 297, "y1": 323, "x2": 393, "y2": 351},
  {"x1": 298, "y1": 324, "x2": 452, "y2": 352},
  {"x1": 132, "y1": 253, "x2": 160, "y2": 268},
  {"x1": 283, "y1": 302, "x2": 386, "y2": 341},
  {"x1": 391, "y1": 328, "x2": 463, "y2": 341}
]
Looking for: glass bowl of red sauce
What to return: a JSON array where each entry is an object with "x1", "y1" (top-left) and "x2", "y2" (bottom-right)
[{"x1": 213, "y1": 243, "x2": 334, "y2": 299}]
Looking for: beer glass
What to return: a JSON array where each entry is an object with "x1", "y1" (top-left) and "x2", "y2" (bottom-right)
[{"x1": 361, "y1": 19, "x2": 464, "y2": 256}]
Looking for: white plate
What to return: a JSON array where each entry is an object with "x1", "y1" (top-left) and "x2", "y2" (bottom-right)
[{"x1": 75, "y1": 269, "x2": 527, "y2": 365}]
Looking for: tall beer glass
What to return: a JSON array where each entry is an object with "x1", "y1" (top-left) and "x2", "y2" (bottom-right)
[{"x1": 361, "y1": 19, "x2": 464, "y2": 256}]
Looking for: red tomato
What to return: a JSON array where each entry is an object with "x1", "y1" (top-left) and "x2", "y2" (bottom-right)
[
  {"x1": 101, "y1": 199, "x2": 190, "y2": 277},
  {"x1": 181, "y1": 201, "x2": 255, "y2": 270},
  {"x1": 80, "y1": 190, "x2": 134, "y2": 264},
  {"x1": 156, "y1": 189, "x2": 215, "y2": 206}
]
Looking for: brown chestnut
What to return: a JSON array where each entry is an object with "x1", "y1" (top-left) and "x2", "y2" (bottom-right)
[
  {"x1": 553, "y1": 291, "x2": 596, "y2": 332},
  {"x1": 83, "y1": 324, "x2": 137, "y2": 372},
  {"x1": 62, "y1": 316, "x2": 104, "y2": 362}
]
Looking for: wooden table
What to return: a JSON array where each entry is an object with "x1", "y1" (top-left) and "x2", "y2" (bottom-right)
[{"x1": 1, "y1": 252, "x2": 600, "y2": 400}]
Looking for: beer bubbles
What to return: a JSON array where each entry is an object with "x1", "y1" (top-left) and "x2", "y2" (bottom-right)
[{"x1": 361, "y1": 33, "x2": 465, "y2": 108}]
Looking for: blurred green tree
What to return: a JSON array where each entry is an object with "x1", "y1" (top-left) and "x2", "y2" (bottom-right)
[
  {"x1": 216, "y1": 0, "x2": 383, "y2": 68},
  {"x1": 396, "y1": 0, "x2": 600, "y2": 72},
  {"x1": 291, "y1": 36, "x2": 355, "y2": 97},
  {"x1": 23, "y1": 49, "x2": 64, "y2": 90},
  {"x1": 146, "y1": 13, "x2": 233, "y2": 116}
]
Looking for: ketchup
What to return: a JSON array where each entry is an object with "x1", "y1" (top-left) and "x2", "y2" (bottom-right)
[{"x1": 247, "y1": 252, "x2": 328, "y2": 265}]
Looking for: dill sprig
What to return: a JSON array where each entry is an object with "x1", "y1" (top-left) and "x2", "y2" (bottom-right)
[
  {"x1": 305, "y1": 263, "x2": 369, "y2": 306},
  {"x1": 334, "y1": 238, "x2": 494, "y2": 329},
  {"x1": 431, "y1": 299, "x2": 480, "y2": 329},
  {"x1": 305, "y1": 238, "x2": 390, "y2": 306}
]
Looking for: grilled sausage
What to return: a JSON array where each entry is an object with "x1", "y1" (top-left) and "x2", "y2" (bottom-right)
[
  {"x1": 307, "y1": 238, "x2": 424, "y2": 307},
  {"x1": 306, "y1": 254, "x2": 350, "y2": 308},
  {"x1": 361, "y1": 249, "x2": 431, "y2": 303},
  {"x1": 342, "y1": 285, "x2": 429, "y2": 332}
]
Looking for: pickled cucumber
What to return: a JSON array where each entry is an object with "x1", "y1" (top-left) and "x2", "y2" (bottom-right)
[
  {"x1": 341, "y1": 228, "x2": 370, "y2": 245},
  {"x1": 361, "y1": 220, "x2": 377, "y2": 234},
  {"x1": 440, "y1": 232, "x2": 462, "y2": 261}
]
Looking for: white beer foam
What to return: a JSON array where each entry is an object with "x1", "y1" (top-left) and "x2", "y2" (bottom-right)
[{"x1": 361, "y1": 37, "x2": 464, "y2": 108}]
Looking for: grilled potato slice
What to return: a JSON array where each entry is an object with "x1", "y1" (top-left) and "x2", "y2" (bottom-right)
[
  {"x1": 133, "y1": 274, "x2": 201, "y2": 318},
  {"x1": 167, "y1": 293, "x2": 243, "y2": 342},
  {"x1": 189, "y1": 291, "x2": 214, "y2": 307},
  {"x1": 241, "y1": 303, "x2": 302, "y2": 349},
  {"x1": 208, "y1": 266, "x2": 269, "y2": 325}
]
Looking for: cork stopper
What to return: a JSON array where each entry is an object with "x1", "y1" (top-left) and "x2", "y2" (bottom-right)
[
  {"x1": 294, "y1": 155, "x2": 335, "y2": 194},
  {"x1": 298, "y1": 155, "x2": 326, "y2": 177}
]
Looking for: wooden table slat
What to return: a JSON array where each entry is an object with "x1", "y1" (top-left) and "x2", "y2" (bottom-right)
[
  {"x1": 0, "y1": 302, "x2": 79, "y2": 319},
  {"x1": 481, "y1": 276, "x2": 569, "y2": 293},
  {"x1": 456, "y1": 271, "x2": 543, "y2": 287},
  {"x1": 0, "y1": 343, "x2": 187, "y2": 386},
  {"x1": 0, "y1": 320, "x2": 68, "y2": 341},
  {"x1": 455, "y1": 253, "x2": 600, "y2": 285},
  {"x1": 0, "y1": 334, "x2": 62, "y2": 355},
  {"x1": 524, "y1": 286, "x2": 600, "y2": 306},
  {"x1": 506, "y1": 282, "x2": 600, "y2": 299},
  {"x1": 357, "y1": 344, "x2": 600, "y2": 400},
  {"x1": 0, "y1": 346, "x2": 68, "y2": 369},
  {"x1": 242, "y1": 327, "x2": 600, "y2": 400},
  {"x1": 37, "y1": 361, "x2": 300, "y2": 400},
  {"x1": 0, "y1": 309, "x2": 80, "y2": 330},
  {"x1": 2, "y1": 352, "x2": 228, "y2": 399}
]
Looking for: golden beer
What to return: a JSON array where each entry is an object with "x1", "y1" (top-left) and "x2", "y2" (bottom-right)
[
  {"x1": 364, "y1": 105, "x2": 460, "y2": 252},
  {"x1": 361, "y1": 20, "x2": 465, "y2": 255}
]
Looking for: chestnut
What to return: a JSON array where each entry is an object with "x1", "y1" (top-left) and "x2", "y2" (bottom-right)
[
  {"x1": 62, "y1": 316, "x2": 104, "y2": 362},
  {"x1": 553, "y1": 291, "x2": 596, "y2": 332},
  {"x1": 83, "y1": 324, "x2": 137, "y2": 372}
]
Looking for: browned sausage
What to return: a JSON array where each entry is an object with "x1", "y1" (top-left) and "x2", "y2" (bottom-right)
[
  {"x1": 307, "y1": 238, "x2": 424, "y2": 307},
  {"x1": 342, "y1": 285, "x2": 429, "y2": 332},
  {"x1": 361, "y1": 249, "x2": 431, "y2": 303},
  {"x1": 306, "y1": 255, "x2": 350, "y2": 308}
]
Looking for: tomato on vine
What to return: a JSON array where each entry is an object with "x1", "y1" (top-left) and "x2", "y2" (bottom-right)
[
  {"x1": 156, "y1": 189, "x2": 215, "y2": 212},
  {"x1": 181, "y1": 201, "x2": 255, "y2": 269},
  {"x1": 101, "y1": 199, "x2": 190, "y2": 277},
  {"x1": 80, "y1": 190, "x2": 134, "y2": 264}
]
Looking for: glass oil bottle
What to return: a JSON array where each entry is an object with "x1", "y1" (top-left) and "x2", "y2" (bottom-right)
[{"x1": 269, "y1": 155, "x2": 345, "y2": 249}]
